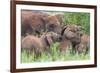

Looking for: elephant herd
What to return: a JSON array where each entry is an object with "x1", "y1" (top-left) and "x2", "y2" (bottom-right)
[{"x1": 21, "y1": 10, "x2": 90, "y2": 57}]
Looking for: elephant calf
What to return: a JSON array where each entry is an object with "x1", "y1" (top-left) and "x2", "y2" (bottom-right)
[
  {"x1": 61, "y1": 24, "x2": 83, "y2": 46},
  {"x1": 58, "y1": 36, "x2": 72, "y2": 53},
  {"x1": 21, "y1": 10, "x2": 63, "y2": 37},
  {"x1": 60, "y1": 24, "x2": 83, "y2": 53},
  {"x1": 21, "y1": 32, "x2": 61, "y2": 57},
  {"x1": 75, "y1": 34, "x2": 90, "y2": 54}
]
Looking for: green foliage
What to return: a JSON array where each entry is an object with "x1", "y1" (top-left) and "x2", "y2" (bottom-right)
[{"x1": 63, "y1": 12, "x2": 90, "y2": 35}]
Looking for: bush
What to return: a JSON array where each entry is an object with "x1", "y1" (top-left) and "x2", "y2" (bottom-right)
[{"x1": 63, "y1": 12, "x2": 90, "y2": 35}]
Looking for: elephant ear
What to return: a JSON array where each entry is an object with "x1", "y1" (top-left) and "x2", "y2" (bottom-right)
[
  {"x1": 61, "y1": 25, "x2": 69, "y2": 35},
  {"x1": 55, "y1": 14, "x2": 64, "y2": 25},
  {"x1": 45, "y1": 35, "x2": 53, "y2": 46}
]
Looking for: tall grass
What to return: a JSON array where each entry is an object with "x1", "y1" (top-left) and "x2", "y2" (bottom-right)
[
  {"x1": 21, "y1": 12, "x2": 90, "y2": 63},
  {"x1": 21, "y1": 43, "x2": 90, "y2": 63}
]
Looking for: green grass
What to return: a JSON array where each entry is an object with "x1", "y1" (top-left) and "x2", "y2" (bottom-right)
[
  {"x1": 21, "y1": 12, "x2": 90, "y2": 63},
  {"x1": 21, "y1": 43, "x2": 90, "y2": 63}
]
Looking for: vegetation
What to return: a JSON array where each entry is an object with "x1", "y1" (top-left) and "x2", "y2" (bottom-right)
[
  {"x1": 21, "y1": 12, "x2": 90, "y2": 63},
  {"x1": 63, "y1": 12, "x2": 90, "y2": 35},
  {"x1": 21, "y1": 43, "x2": 90, "y2": 63}
]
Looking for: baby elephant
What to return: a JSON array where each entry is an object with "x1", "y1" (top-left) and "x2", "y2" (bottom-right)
[
  {"x1": 61, "y1": 24, "x2": 83, "y2": 46},
  {"x1": 61, "y1": 24, "x2": 82, "y2": 52},
  {"x1": 21, "y1": 35, "x2": 43, "y2": 57},
  {"x1": 75, "y1": 34, "x2": 90, "y2": 54},
  {"x1": 58, "y1": 36, "x2": 72, "y2": 53},
  {"x1": 21, "y1": 32, "x2": 61, "y2": 57}
]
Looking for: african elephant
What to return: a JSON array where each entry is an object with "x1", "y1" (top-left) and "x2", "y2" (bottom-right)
[
  {"x1": 21, "y1": 32, "x2": 61, "y2": 57},
  {"x1": 21, "y1": 10, "x2": 48, "y2": 37},
  {"x1": 75, "y1": 34, "x2": 90, "y2": 54}
]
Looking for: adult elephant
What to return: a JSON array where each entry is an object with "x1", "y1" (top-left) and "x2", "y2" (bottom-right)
[
  {"x1": 21, "y1": 10, "x2": 63, "y2": 37},
  {"x1": 21, "y1": 10, "x2": 48, "y2": 37}
]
